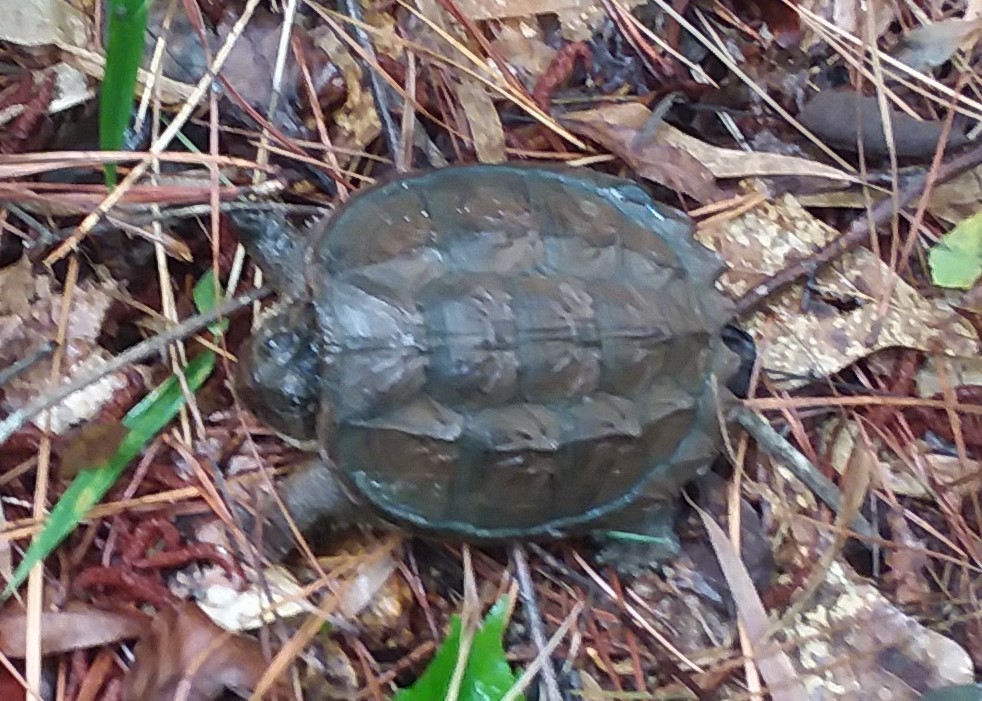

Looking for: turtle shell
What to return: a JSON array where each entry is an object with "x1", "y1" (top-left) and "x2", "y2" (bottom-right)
[{"x1": 256, "y1": 165, "x2": 739, "y2": 540}]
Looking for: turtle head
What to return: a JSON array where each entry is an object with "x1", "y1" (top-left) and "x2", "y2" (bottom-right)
[
  {"x1": 229, "y1": 209, "x2": 309, "y2": 298},
  {"x1": 236, "y1": 302, "x2": 322, "y2": 443}
]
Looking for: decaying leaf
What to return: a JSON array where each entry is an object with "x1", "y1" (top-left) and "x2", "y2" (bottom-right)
[
  {"x1": 489, "y1": 21, "x2": 557, "y2": 79},
  {"x1": 189, "y1": 565, "x2": 308, "y2": 632},
  {"x1": 799, "y1": 0, "x2": 896, "y2": 45},
  {"x1": 823, "y1": 418, "x2": 980, "y2": 499},
  {"x1": 566, "y1": 103, "x2": 856, "y2": 185},
  {"x1": 452, "y1": 0, "x2": 645, "y2": 41},
  {"x1": 695, "y1": 190, "x2": 979, "y2": 387},
  {"x1": 121, "y1": 602, "x2": 289, "y2": 701},
  {"x1": 798, "y1": 90, "x2": 970, "y2": 159},
  {"x1": 0, "y1": 0, "x2": 89, "y2": 47},
  {"x1": 0, "y1": 603, "x2": 148, "y2": 657},
  {"x1": 311, "y1": 26, "x2": 381, "y2": 153},
  {"x1": 58, "y1": 420, "x2": 129, "y2": 478},
  {"x1": 778, "y1": 562, "x2": 974, "y2": 700},
  {"x1": 565, "y1": 108, "x2": 721, "y2": 203},
  {"x1": 929, "y1": 165, "x2": 982, "y2": 224},
  {"x1": 456, "y1": 78, "x2": 507, "y2": 164},
  {"x1": 149, "y1": 3, "x2": 342, "y2": 137},
  {"x1": 891, "y1": 18, "x2": 982, "y2": 72},
  {"x1": 0, "y1": 256, "x2": 129, "y2": 434}
]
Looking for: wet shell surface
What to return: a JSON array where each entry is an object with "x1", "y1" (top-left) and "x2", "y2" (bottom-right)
[{"x1": 239, "y1": 165, "x2": 739, "y2": 540}]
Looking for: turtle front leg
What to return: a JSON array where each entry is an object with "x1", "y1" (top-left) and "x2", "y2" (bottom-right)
[
  {"x1": 592, "y1": 497, "x2": 683, "y2": 576},
  {"x1": 241, "y1": 457, "x2": 368, "y2": 561}
]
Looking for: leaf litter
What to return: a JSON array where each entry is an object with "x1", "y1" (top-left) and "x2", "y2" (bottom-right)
[{"x1": 0, "y1": 0, "x2": 981, "y2": 698}]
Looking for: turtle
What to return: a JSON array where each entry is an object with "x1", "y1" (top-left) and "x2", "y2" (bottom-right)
[{"x1": 231, "y1": 164, "x2": 745, "y2": 560}]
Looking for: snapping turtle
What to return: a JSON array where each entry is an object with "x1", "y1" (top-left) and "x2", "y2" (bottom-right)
[{"x1": 232, "y1": 165, "x2": 741, "y2": 557}]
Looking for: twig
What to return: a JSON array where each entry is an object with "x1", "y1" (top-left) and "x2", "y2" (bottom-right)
[
  {"x1": 511, "y1": 545, "x2": 562, "y2": 701},
  {"x1": 0, "y1": 288, "x2": 268, "y2": 447},
  {"x1": 734, "y1": 408, "x2": 877, "y2": 540},
  {"x1": 736, "y1": 142, "x2": 982, "y2": 315},
  {"x1": 501, "y1": 599, "x2": 583, "y2": 701},
  {"x1": 0, "y1": 342, "x2": 55, "y2": 387}
]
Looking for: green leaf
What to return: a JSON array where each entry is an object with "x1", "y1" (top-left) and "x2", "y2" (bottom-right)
[
  {"x1": 1, "y1": 274, "x2": 222, "y2": 600},
  {"x1": 100, "y1": 0, "x2": 150, "y2": 186},
  {"x1": 929, "y1": 210, "x2": 982, "y2": 289},
  {"x1": 394, "y1": 597, "x2": 524, "y2": 701}
]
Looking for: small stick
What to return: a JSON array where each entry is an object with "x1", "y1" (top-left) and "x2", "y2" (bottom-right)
[
  {"x1": 735, "y1": 142, "x2": 982, "y2": 315},
  {"x1": 511, "y1": 544, "x2": 563, "y2": 701},
  {"x1": 735, "y1": 408, "x2": 877, "y2": 540},
  {"x1": 0, "y1": 342, "x2": 55, "y2": 387},
  {"x1": 0, "y1": 288, "x2": 268, "y2": 447}
]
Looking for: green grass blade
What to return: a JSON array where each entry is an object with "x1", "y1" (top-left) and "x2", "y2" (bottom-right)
[
  {"x1": 100, "y1": 0, "x2": 149, "y2": 186},
  {"x1": 1, "y1": 273, "x2": 222, "y2": 600},
  {"x1": 394, "y1": 597, "x2": 525, "y2": 701}
]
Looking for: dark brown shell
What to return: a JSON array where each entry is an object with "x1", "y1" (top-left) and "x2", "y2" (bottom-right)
[{"x1": 246, "y1": 165, "x2": 738, "y2": 540}]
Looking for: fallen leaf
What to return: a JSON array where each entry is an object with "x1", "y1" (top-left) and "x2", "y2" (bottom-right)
[
  {"x1": 698, "y1": 506, "x2": 809, "y2": 701},
  {"x1": 567, "y1": 103, "x2": 856, "y2": 184},
  {"x1": 0, "y1": 604, "x2": 148, "y2": 657},
  {"x1": 121, "y1": 602, "x2": 289, "y2": 701},
  {"x1": 695, "y1": 190, "x2": 979, "y2": 387},
  {"x1": 778, "y1": 561, "x2": 974, "y2": 699},
  {"x1": 149, "y1": 4, "x2": 340, "y2": 137},
  {"x1": 58, "y1": 420, "x2": 129, "y2": 478},
  {"x1": 311, "y1": 26, "x2": 381, "y2": 154},
  {"x1": 566, "y1": 111, "x2": 720, "y2": 202},
  {"x1": 191, "y1": 565, "x2": 307, "y2": 632},
  {"x1": 891, "y1": 18, "x2": 982, "y2": 72},
  {"x1": 929, "y1": 210, "x2": 982, "y2": 290},
  {"x1": 452, "y1": 0, "x2": 645, "y2": 41},
  {"x1": 824, "y1": 417, "x2": 981, "y2": 498},
  {"x1": 799, "y1": 90, "x2": 970, "y2": 159},
  {"x1": 489, "y1": 21, "x2": 557, "y2": 78},
  {"x1": 826, "y1": 0, "x2": 895, "y2": 42},
  {"x1": 457, "y1": 78, "x2": 507, "y2": 164},
  {"x1": 0, "y1": 256, "x2": 129, "y2": 434},
  {"x1": 0, "y1": 0, "x2": 89, "y2": 46},
  {"x1": 928, "y1": 165, "x2": 982, "y2": 224}
]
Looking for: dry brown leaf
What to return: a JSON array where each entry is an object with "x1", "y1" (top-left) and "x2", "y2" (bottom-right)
[
  {"x1": 58, "y1": 420, "x2": 129, "y2": 478},
  {"x1": 695, "y1": 191, "x2": 979, "y2": 387},
  {"x1": 824, "y1": 415, "x2": 981, "y2": 499},
  {"x1": 121, "y1": 602, "x2": 289, "y2": 701},
  {"x1": 697, "y1": 506, "x2": 809, "y2": 701},
  {"x1": 567, "y1": 103, "x2": 856, "y2": 184},
  {"x1": 798, "y1": 0, "x2": 895, "y2": 47},
  {"x1": 883, "y1": 511, "x2": 933, "y2": 607},
  {"x1": 0, "y1": 604, "x2": 148, "y2": 657},
  {"x1": 489, "y1": 21, "x2": 557, "y2": 79},
  {"x1": 457, "y1": 78, "x2": 507, "y2": 163},
  {"x1": 564, "y1": 108, "x2": 721, "y2": 203},
  {"x1": 453, "y1": 0, "x2": 645, "y2": 40},
  {"x1": 928, "y1": 165, "x2": 982, "y2": 224},
  {"x1": 186, "y1": 565, "x2": 308, "y2": 632},
  {"x1": 794, "y1": 165, "x2": 982, "y2": 225},
  {"x1": 311, "y1": 28, "x2": 381, "y2": 154}
]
